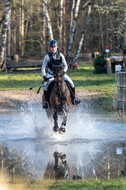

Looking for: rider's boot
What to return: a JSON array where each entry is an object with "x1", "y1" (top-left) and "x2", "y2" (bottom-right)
[
  {"x1": 43, "y1": 90, "x2": 49, "y2": 109},
  {"x1": 71, "y1": 87, "x2": 81, "y2": 105}
]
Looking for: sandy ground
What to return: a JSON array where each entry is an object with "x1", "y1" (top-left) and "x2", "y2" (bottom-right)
[{"x1": 0, "y1": 89, "x2": 100, "y2": 112}]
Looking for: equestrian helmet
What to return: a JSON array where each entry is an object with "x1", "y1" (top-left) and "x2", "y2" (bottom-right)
[{"x1": 49, "y1": 40, "x2": 58, "y2": 47}]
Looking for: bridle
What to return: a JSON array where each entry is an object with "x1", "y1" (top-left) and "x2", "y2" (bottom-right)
[{"x1": 52, "y1": 64, "x2": 64, "y2": 82}]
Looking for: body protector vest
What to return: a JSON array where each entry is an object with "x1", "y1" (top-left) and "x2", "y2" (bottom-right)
[{"x1": 47, "y1": 51, "x2": 62, "y2": 71}]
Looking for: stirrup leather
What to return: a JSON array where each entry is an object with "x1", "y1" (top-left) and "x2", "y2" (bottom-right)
[{"x1": 43, "y1": 101, "x2": 49, "y2": 109}]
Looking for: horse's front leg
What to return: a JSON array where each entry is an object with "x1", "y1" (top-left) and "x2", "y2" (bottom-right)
[
  {"x1": 59, "y1": 105, "x2": 68, "y2": 134},
  {"x1": 61, "y1": 113, "x2": 67, "y2": 127},
  {"x1": 53, "y1": 111, "x2": 59, "y2": 132},
  {"x1": 62, "y1": 105, "x2": 68, "y2": 126}
]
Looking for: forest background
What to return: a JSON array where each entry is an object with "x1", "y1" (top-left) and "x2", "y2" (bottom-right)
[{"x1": 0, "y1": 0, "x2": 126, "y2": 68}]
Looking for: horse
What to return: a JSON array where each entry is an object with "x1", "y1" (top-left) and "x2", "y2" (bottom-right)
[
  {"x1": 43, "y1": 151, "x2": 71, "y2": 180},
  {"x1": 42, "y1": 63, "x2": 71, "y2": 134}
]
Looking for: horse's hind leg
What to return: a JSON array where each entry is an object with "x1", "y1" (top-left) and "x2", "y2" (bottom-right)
[{"x1": 53, "y1": 112, "x2": 59, "y2": 132}]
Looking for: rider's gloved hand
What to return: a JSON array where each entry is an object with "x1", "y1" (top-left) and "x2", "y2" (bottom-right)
[{"x1": 43, "y1": 76, "x2": 48, "y2": 81}]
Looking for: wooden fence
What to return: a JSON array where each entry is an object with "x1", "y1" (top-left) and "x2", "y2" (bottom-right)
[{"x1": 3, "y1": 53, "x2": 93, "y2": 73}]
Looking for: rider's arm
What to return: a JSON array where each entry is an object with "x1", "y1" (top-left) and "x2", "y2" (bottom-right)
[
  {"x1": 41, "y1": 54, "x2": 49, "y2": 77},
  {"x1": 60, "y1": 53, "x2": 68, "y2": 72}
]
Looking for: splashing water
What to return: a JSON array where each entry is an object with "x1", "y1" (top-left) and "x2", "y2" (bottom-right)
[
  {"x1": 0, "y1": 100, "x2": 126, "y2": 142},
  {"x1": 1, "y1": 101, "x2": 126, "y2": 180}
]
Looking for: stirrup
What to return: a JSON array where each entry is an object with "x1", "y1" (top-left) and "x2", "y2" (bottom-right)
[
  {"x1": 43, "y1": 101, "x2": 49, "y2": 109},
  {"x1": 72, "y1": 98, "x2": 81, "y2": 105}
]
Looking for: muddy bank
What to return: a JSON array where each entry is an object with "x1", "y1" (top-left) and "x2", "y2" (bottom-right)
[
  {"x1": 0, "y1": 89, "x2": 113, "y2": 114},
  {"x1": 0, "y1": 89, "x2": 109, "y2": 113}
]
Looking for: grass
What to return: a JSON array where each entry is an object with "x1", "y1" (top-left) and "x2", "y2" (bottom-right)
[
  {"x1": 3, "y1": 178, "x2": 126, "y2": 190},
  {"x1": 69, "y1": 63, "x2": 115, "y2": 97},
  {"x1": 0, "y1": 73, "x2": 42, "y2": 90},
  {"x1": 0, "y1": 63, "x2": 115, "y2": 98},
  {"x1": 0, "y1": 63, "x2": 116, "y2": 112}
]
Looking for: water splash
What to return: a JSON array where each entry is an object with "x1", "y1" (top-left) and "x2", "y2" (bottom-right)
[
  {"x1": 0, "y1": 101, "x2": 126, "y2": 180},
  {"x1": 0, "y1": 101, "x2": 126, "y2": 142}
]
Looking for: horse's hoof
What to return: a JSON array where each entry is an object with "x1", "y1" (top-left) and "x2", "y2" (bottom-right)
[
  {"x1": 59, "y1": 127, "x2": 65, "y2": 134},
  {"x1": 53, "y1": 126, "x2": 59, "y2": 132},
  {"x1": 60, "y1": 152, "x2": 66, "y2": 159},
  {"x1": 53, "y1": 151, "x2": 60, "y2": 158}
]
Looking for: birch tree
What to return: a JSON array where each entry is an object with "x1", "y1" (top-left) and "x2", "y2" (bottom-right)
[
  {"x1": 7, "y1": 8, "x2": 11, "y2": 56},
  {"x1": 0, "y1": 0, "x2": 11, "y2": 71},
  {"x1": 71, "y1": 0, "x2": 91, "y2": 67},
  {"x1": 19, "y1": 0, "x2": 24, "y2": 56},
  {"x1": 65, "y1": 0, "x2": 81, "y2": 62},
  {"x1": 0, "y1": 7, "x2": 5, "y2": 43},
  {"x1": 44, "y1": 0, "x2": 53, "y2": 40},
  {"x1": 59, "y1": 0, "x2": 63, "y2": 50},
  {"x1": 42, "y1": 0, "x2": 46, "y2": 56},
  {"x1": 62, "y1": 0, "x2": 67, "y2": 54},
  {"x1": 70, "y1": 0, "x2": 75, "y2": 32}
]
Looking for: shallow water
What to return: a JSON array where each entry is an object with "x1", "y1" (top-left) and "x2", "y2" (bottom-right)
[{"x1": 0, "y1": 102, "x2": 126, "y2": 181}]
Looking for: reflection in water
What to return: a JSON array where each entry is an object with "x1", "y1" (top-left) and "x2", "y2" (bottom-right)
[
  {"x1": 116, "y1": 147, "x2": 126, "y2": 177},
  {"x1": 44, "y1": 152, "x2": 72, "y2": 180},
  {"x1": 0, "y1": 140, "x2": 126, "y2": 182}
]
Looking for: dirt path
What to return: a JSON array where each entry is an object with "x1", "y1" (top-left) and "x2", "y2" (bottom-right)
[{"x1": 0, "y1": 89, "x2": 100, "y2": 112}]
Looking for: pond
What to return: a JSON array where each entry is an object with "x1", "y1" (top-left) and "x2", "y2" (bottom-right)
[{"x1": 0, "y1": 101, "x2": 126, "y2": 181}]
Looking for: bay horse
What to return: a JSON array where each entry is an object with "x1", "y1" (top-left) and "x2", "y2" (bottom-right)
[
  {"x1": 44, "y1": 152, "x2": 71, "y2": 180},
  {"x1": 43, "y1": 63, "x2": 71, "y2": 134}
]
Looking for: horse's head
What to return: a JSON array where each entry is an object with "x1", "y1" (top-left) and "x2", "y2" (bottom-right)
[{"x1": 52, "y1": 63, "x2": 64, "y2": 82}]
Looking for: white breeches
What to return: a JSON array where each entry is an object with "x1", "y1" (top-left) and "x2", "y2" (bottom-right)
[{"x1": 44, "y1": 73, "x2": 74, "y2": 91}]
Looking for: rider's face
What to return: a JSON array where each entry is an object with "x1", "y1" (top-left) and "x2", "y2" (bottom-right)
[{"x1": 50, "y1": 46, "x2": 58, "y2": 54}]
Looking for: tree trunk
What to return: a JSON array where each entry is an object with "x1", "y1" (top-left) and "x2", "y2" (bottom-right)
[
  {"x1": 19, "y1": 0, "x2": 25, "y2": 56},
  {"x1": 65, "y1": 0, "x2": 81, "y2": 62},
  {"x1": 42, "y1": 0, "x2": 46, "y2": 56},
  {"x1": 0, "y1": 15, "x2": 5, "y2": 48},
  {"x1": 59, "y1": 0, "x2": 63, "y2": 51},
  {"x1": 21, "y1": 0, "x2": 24, "y2": 56},
  {"x1": 71, "y1": 0, "x2": 91, "y2": 67},
  {"x1": 7, "y1": 9, "x2": 11, "y2": 56},
  {"x1": 105, "y1": 0, "x2": 109, "y2": 46},
  {"x1": 114, "y1": 11, "x2": 118, "y2": 53},
  {"x1": 70, "y1": 0, "x2": 75, "y2": 32},
  {"x1": 12, "y1": 0, "x2": 16, "y2": 56},
  {"x1": 63, "y1": 0, "x2": 67, "y2": 54},
  {"x1": 0, "y1": 0, "x2": 11, "y2": 71},
  {"x1": 44, "y1": 0, "x2": 53, "y2": 40},
  {"x1": 98, "y1": 9, "x2": 104, "y2": 50}
]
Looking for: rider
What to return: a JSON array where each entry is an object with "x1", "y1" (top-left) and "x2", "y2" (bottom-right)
[{"x1": 41, "y1": 40, "x2": 80, "y2": 108}]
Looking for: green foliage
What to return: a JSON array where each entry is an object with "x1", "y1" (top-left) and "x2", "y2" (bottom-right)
[{"x1": 93, "y1": 50, "x2": 106, "y2": 74}]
